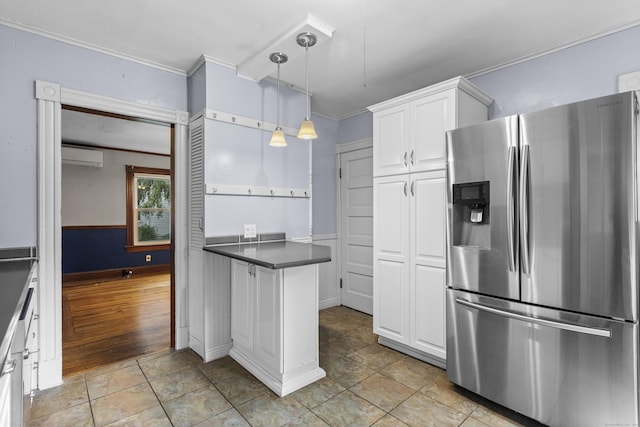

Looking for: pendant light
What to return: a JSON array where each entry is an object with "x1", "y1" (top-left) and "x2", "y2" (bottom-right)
[
  {"x1": 269, "y1": 52, "x2": 288, "y2": 147},
  {"x1": 296, "y1": 32, "x2": 318, "y2": 140}
]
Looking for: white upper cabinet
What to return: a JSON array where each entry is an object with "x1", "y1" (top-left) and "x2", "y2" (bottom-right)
[{"x1": 369, "y1": 76, "x2": 492, "y2": 177}]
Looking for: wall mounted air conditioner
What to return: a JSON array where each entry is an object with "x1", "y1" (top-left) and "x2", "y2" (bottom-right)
[{"x1": 61, "y1": 146, "x2": 103, "y2": 168}]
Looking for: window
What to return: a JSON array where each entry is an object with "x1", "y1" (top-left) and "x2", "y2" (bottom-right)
[{"x1": 126, "y1": 165, "x2": 171, "y2": 251}]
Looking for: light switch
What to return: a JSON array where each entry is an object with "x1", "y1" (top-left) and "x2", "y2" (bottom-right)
[{"x1": 244, "y1": 224, "x2": 257, "y2": 238}]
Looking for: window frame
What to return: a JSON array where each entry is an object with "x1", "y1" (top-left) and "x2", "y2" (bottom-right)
[{"x1": 125, "y1": 165, "x2": 171, "y2": 252}]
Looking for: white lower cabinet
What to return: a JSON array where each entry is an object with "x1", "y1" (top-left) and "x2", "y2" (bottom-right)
[
  {"x1": 373, "y1": 171, "x2": 447, "y2": 366},
  {"x1": 230, "y1": 260, "x2": 325, "y2": 396}
]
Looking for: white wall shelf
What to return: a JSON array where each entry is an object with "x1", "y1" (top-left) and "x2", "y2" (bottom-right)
[{"x1": 206, "y1": 184, "x2": 310, "y2": 198}]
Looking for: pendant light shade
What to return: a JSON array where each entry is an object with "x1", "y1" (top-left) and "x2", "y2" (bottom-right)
[
  {"x1": 296, "y1": 32, "x2": 318, "y2": 140},
  {"x1": 269, "y1": 52, "x2": 288, "y2": 147},
  {"x1": 297, "y1": 119, "x2": 317, "y2": 139},
  {"x1": 269, "y1": 128, "x2": 287, "y2": 147}
]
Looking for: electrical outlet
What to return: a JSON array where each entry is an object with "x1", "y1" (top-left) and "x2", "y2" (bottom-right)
[
  {"x1": 145, "y1": 254, "x2": 151, "y2": 262},
  {"x1": 244, "y1": 224, "x2": 257, "y2": 239}
]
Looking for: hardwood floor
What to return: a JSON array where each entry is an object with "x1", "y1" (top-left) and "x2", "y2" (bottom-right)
[{"x1": 62, "y1": 272, "x2": 171, "y2": 377}]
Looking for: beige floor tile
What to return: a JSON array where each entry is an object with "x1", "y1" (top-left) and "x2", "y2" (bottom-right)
[
  {"x1": 323, "y1": 355, "x2": 376, "y2": 389},
  {"x1": 349, "y1": 372, "x2": 415, "y2": 412},
  {"x1": 283, "y1": 410, "x2": 329, "y2": 426},
  {"x1": 460, "y1": 417, "x2": 492, "y2": 427},
  {"x1": 380, "y1": 357, "x2": 442, "y2": 390},
  {"x1": 468, "y1": 406, "x2": 526, "y2": 427},
  {"x1": 29, "y1": 375, "x2": 88, "y2": 419},
  {"x1": 391, "y1": 392, "x2": 466, "y2": 427},
  {"x1": 138, "y1": 351, "x2": 191, "y2": 379},
  {"x1": 347, "y1": 343, "x2": 404, "y2": 371},
  {"x1": 371, "y1": 414, "x2": 411, "y2": 426},
  {"x1": 290, "y1": 376, "x2": 345, "y2": 409},
  {"x1": 236, "y1": 392, "x2": 308, "y2": 427},
  {"x1": 149, "y1": 366, "x2": 211, "y2": 402},
  {"x1": 85, "y1": 358, "x2": 139, "y2": 379},
  {"x1": 325, "y1": 333, "x2": 370, "y2": 356},
  {"x1": 419, "y1": 371, "x2": 478, "y2": 415},
  {"x1": 198, "y1": 356, "x2": 246, "y2": 384},
  {"x1": 91, "y1": 382, "x2": 159, "y2": 427},
  {"x1": 214, "y1": 370, "x2": 270, "y2": 406},
  {"x1": 163, "y1": 385, "x2": 232, "y2": 427},
  {"x1": 86, "y1": 364, "x2": 147, "y2": 400},
  {"x1": 193, "y1": 408, "x2": 251, "y2": 426},
  {"x1": 346, "y1": 325, "x2": 379, "y2": 344},
  {"x1": 180, "y1": 348, "x2": 204, "y2": 366},
  {"x1": 26, "y1": 402, "x2": 92, "y2": 427},
  {"x1": 104, "y1": 405, "x2": 172, "y2": 426},
  {"x1": 312, "y1": 390, "x2": 386, "y2": 427}
]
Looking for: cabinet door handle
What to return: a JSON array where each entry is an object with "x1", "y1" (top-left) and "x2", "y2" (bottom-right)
[
  {"x1": 410, "y1": 181, "x2": 415, "y2": 196},
  {"x1": 403, "y1": 152, "x2": 408, "y2": 167},
  {"x1": 410, "y1": 150, "x2": 415, "y2": 165},
  {"x1": 403, "y1": 182, "x2": 408, "y2": 197}
]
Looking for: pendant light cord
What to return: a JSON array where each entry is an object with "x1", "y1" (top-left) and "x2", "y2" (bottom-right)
[
  {"x1": 276, "y1": 61, "x2": 280, "y2": 128},
  {"x1": 305, "y1": 45, "x2": 310, "y2": 119}
]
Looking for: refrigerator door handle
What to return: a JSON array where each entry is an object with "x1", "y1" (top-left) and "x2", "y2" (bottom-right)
[
  {"x1": 455, "y1": 298, "x2": 611, "y2": 338},
  {"x1": 519, "y1": 144, "x2": 531, "y2": 274},
  {"x1": 506, "y1": 146, "x2": 517, "y2": 272}
]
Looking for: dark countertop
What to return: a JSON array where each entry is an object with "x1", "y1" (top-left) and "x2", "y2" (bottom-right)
[
  {"x1": 203, "y1": 241, "x2": 331, "y2": 269},
  {"x1": 0, "y1": 259, "x2": 35, "y2": 363}
]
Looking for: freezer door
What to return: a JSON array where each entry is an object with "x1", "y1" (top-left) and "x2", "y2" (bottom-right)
[
  {"x1": 519, "y1": 91, "x2": 637, "y2": 320},
  {"x1": 446, "y1": 116, "x2": 519, "y2": 300},
  {"x1": 447, "y1": 289, "x2": 639, "y2": 427}
]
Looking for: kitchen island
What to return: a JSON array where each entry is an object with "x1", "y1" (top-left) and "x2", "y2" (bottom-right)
[{"x1": 204, "y1": 241, "x2": 330, "y2": 396}]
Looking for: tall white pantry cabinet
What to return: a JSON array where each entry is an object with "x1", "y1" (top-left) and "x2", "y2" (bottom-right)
[{"x1": 368, "y1": 76, "x2": 491, "y2": 367}]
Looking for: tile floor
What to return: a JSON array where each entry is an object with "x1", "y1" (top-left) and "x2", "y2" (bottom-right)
[{"x1": 25, "y1": 306, "x2": 541, "y2": 427}]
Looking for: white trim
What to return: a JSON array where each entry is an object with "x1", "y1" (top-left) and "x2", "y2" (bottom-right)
[
  {"x1": 465, "y1": 19, "x2": 640, "y2": 80},
  {"x1": 206, "y1": 184, "x2": 310, "y2": 198},
  {"x1": 60, "y1": 87, "x2": 189, "y2": 125},
  {"x1": 36, "y1": 80, "x2": 190, "y2": 388},
  {"x1": 335, "y1": 138, "x2": 373, "y2": 154},
  {"x1": 187, "y1": 54, "x2": 236, "y2": 77},
  {"x1": 319, "y1": 298, "x2": 340, "y2": 310},
  {"x1": 335, "y1": 153, "x2": 342, "y2": 307},
  {"x1": 204, "y1": 108, "x2": 298, "y2": 137},
  {"x1": 378, "y1": 336, "x2": 445, "y2": 369},
  {"x1": 36, "y1": 90, "x2": 63, "y2": 390},
  {"x1": 310, "y1": 233, "x2": 338, "y2": 241},
  {"x1": 367, "y1": 76, "x2": 492, "y2": 112},
  {"x1": 1, "y1": 20, "x2": 186, "y2": 76}
]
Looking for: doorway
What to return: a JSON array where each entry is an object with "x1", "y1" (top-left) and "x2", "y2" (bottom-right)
[
  {"x1": 60, "y1": 107, "x2": 173, "y2": 376},
  {"x1": 338, "y1": 143, "x2": 374, "y2": 314},
  {"x1": 35, "y1": 80, "x2": 190, "y2": 390}
]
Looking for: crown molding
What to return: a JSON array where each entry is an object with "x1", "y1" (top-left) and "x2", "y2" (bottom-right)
[{"x1": 0, "y1": 19, "x2": 187, "y2": 76}]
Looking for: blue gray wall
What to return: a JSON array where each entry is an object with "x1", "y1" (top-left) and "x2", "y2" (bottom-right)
[
  {"x1": 0, "y1": 24, "x2": 187, "y2": 249},
  {"x1": 193, "y1": 60, "x2": 320, "y2": 239},
  {"x1": 470, "y1": 24, "x2": 640, "y2": 119}
]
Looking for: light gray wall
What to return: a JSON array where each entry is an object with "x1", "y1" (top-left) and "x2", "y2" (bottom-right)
[
  {"x1": 337, "y1": 111, "x2": 373, "y2": 144},
  {"x1": 0, "y1": 24, "x2": 187, "y2": 249},
  {"x1": 470, "y1": 24, "x2": 640, "y2": 118},
  {"x1": 62, "y1": 149, "x2": 170, "y2": 226},
  {"x1": 311, "y1": 114, "x2": 339, "y2": 236},
  {"x1": 198, "y1": 61, "x2": 329, "y2": 239}
]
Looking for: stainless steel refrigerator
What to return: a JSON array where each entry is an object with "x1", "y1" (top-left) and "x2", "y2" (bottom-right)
[{"x1": 446, "y1": 91, "x2": 639, "y2": 427}]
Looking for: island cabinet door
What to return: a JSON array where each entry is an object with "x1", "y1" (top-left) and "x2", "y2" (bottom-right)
[
  {"x1": 254, "y1": 267, "x2": 282, "y2": 374},
  {"x1": 231, "y1": 260, "x2": 254, "y2": 352}
]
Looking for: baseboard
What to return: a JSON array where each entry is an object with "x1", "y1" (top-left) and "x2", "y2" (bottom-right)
[
  {"x1": 319, "y1": 298, "x2": 340, "y2": 310},
  {"x1": 204, "y1": 342, "x2": 232, "y2": 363},
  {"x1": 377, "y1": 336, "x2": 446, "y2": 369},
  {"x1": 63, "y1": 264, "x2": 171, "y2": 285}
]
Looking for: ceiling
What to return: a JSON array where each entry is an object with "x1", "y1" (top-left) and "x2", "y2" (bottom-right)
[{"x1": 2, "y1": 1, "x2": 640, "y2": 119}]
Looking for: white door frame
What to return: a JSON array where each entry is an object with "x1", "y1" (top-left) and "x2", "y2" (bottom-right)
[
  {"x1": 35, "y1": 80, "x2": 190, "y2": 389},
  {"x1": 335, "y1": 138, "x2": 373, "y2": 307}
]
